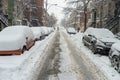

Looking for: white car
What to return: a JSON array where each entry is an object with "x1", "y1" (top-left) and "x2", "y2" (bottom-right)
[
  {"x1": 109, "y1": 42, "x2": 120, "y2": 72},
  {"x1": 67, "y1": 27, "x2": 77, "y2": 34},
  {"x1": 31, "y1": 27, "x2": 42, "y2": 41},
  {"x1": 40, "y1": 26, "x2": 50, "y2": 37},
  {"x1": 0, "y1": 25, "x2": 35, "y2": 55}
]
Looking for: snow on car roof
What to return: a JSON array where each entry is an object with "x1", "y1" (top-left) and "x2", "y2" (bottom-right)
[
  {"x1": 0, "y1": 25, "x2": 29, "y2": 35},
  {"x1": 85, "y1": 28, "x2": 114, "y2": 38},
  {"x1": 31, "y1": 27, "x2": 41, "y2": 32}
]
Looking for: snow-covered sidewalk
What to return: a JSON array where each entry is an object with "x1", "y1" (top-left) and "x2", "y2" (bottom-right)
[{"x1": 0, "y1": 31, "x2": 56, "y2": 80}]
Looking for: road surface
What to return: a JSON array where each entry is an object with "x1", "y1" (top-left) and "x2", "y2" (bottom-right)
[{"x1": 37, "y1": 31, "x2": 108, "y2": 80}]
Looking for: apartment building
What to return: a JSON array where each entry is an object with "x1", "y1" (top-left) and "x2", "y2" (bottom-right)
[
  {"x1": 0, "y1": 0, "x2": 8, "y2": 30},
  {"x1": 89, "y1": 0, "x2": 120, "y2": 33}
]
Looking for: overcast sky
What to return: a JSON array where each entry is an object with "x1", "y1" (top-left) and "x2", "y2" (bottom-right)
[{"x1": 47, "y1": 0, "x2": 66, "y2": 22}]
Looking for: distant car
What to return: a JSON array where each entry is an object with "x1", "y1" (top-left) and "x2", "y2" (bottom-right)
[
  {"x1": 31, "y1": 27, "x2": 42, "y2": 41},
  {"x1": 109, "y1": 42, "x2": 120, "y2": 72},
  {"x1": 0, "y1": 25, "x2": 35, "y2": 55},
  {"x1": 67, "y1": 27, "x2": 77, "y2": 34},
  {"x1": 40, "y1": 26, "x2": 51, "y2": 37},
  {"x1": 82, "y1": 28, "x2": 118, "y2": 55}
]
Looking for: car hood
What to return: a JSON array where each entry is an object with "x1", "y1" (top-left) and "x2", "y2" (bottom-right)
[
  {"x1": 0, "y1": 35, "x2": 26, "y2": 50},
  {"x1": 112, "y1": 42, "x2": 120, "y2": 51}
]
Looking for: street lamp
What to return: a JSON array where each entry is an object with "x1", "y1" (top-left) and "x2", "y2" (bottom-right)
[{"x1": 118, "y1": 15, "x2": 120, "y2": 31}]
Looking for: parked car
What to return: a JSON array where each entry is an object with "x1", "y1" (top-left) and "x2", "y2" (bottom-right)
[
  {"x1": 0, "y1": 25, "x2": 35, "y2": 55},
  {"x1": 109, "y1": 42, "x2": 120, "y2": 72},
  {"x1": 31, "y1": 27, "x2": 42, "y2": 41},
  {"x1": 82, "y1": 28, "x2": 118, "y2": 55},
  {"x1": 115, "y1": 32, "x2": 120, "y2": 40},
  {"x1": 67, "y1": 27, "x2": 77, "y2": 34},
  {"x1": 40, "y1": 26, "x2": 51, "y2": 37}
]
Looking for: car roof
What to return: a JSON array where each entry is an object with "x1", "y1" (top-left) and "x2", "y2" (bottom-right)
[
  {"x1": 85, "y1": 28, "x2": 114, "y2": 38},
  {"x1": 1, "y1": 25, "x2": 30, "y2": 34}
]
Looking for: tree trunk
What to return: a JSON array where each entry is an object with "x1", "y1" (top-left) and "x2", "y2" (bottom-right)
[{"x1": 84, "y1": 6, "x2": 87, "y2": 32}]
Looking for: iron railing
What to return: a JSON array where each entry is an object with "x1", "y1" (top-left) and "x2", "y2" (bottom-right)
[
  {"x1": 0, "y1": 14, "x2": 8, "y2": 27},
  {"x1": 103, "y1": 16, "x2": 119, "y2": 30}
]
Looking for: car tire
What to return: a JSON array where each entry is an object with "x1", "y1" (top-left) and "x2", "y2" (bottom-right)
[
  {"x1": 92, "y1": 46, "x2": 97, "y2": 54},
  {"x1": 82, "y1": 40, "x2": 87, "y2": 46},
  {"x1": 111, "y1": 55, "x2": 120, "y2": 71},
  {"x1": 82, "y1": 38, "x2": 86, "y2": 46},
  {"x1": 83, "y1": 42, "x2": 87, "y2": 46},
  {"x1": 22, "y1": 46, "x2": 27, "y2": 53}
]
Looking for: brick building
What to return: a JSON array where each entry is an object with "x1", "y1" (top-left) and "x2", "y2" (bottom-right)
[
  {"x1": 89, "y1": 0, "x2": 120, "y2": 33},
  {"x1": 30, "y1": 0, "x2": 44, "y2": 26},
  {"x1": 0, "y1": 0, "x2": 44, "y2": 29}
]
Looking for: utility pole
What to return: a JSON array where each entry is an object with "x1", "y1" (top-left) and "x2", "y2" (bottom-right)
[
  {"x1": 46, "y1": 0, "x2": 48, "y2": 12},
  {"x1": 8, "y1": 0, "x2": 14, "y2": 26},
  {"x1": 84, "y1": 5, "x2": 87, "y2": 31},
  {"x1": 99, "y1": 0, "x2": 103, "y2": 27},
  {"x1": 83, "y1": 0, "x2": 90, "y2": 32}
]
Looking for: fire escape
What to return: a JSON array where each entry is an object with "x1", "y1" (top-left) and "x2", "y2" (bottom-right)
[
  {"x1": 0, "y1": 14, "x2": 8, "y2": 27},
  {"x1": 103, "y1": 1, "x2": 120, "y2": 32},
  {"x1": 103, "y1": 16, "x2": 119, "y2": 30},
  {"x1": 0, "y1": 1, "x2": 8, "y2": 30}
]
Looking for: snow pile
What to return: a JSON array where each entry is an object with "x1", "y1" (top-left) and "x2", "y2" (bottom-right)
[{"x1": 70, "y1": 32, "x2": 120, "y2": 80}]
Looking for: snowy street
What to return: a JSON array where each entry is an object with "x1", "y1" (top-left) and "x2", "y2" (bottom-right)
[
  {"x1": 0, "y1": 29, "x2": 120, "y2": 80},
  {"x1": 1, "y1": 0, "x2": 120, "y2": 80},
  {"x1": 36, "y1": 30, "x2": 108, "y2": 80}
]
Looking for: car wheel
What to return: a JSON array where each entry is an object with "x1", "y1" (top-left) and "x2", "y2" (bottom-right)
[
  {"x1": 83, "y1": 42, "x2": 87, "y2": 46},
  {"x1": 111, "y1": 55, "x2": 120, "y2": 71},
  {"x1": 22, "y1": 46, "x2": 27, "y2": 53},
  {"x1": 83, "y1": 40, "x2": 87, "y2": 46},
  {"x1": 92, "y1": 46, "x2": 97, "y2": 54},
  {"x1": 82, "y1": 38, "x2": 86, "y2": 46}
]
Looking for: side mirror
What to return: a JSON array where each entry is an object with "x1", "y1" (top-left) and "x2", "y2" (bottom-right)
[
  {"x1": 88, "y1": 34, "x2": 92, "y2": 37},
  {"x1": 91, "y1": 39, "x2": 96, "y2": 44}
]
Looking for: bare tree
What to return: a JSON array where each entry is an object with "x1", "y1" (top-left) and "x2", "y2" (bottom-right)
[
  {"x1": 49, "y1": 13, "x2": 57, "y2": 27},
  {"x1": 65, "y1": 0, "x2": 91, "y2": 31}
]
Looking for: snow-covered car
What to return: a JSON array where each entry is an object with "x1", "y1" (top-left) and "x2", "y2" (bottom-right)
[
  {"x1": 67, "y1": 27, "x2": 77, "y2": 34},
  {"x1": 40, "y1": 26, "x2": 50, "y2": 37},
  {"x1": 0, "y1": 25, "x2": 35, "y2": 55},
  {"x1": 109, "y1": 42, "x2": 120, "y2": 72},
  {"x1": 47, "y1": 27, "x2": 54, "y2": 34},
  {"x1": 31, "y1": 27, "x2": 42, "y2": 41},
  {"x1": 82, "y1": 28, "x2": 118, "y2": 55},
  {"x1": 115, "y1": 32, "x2": 120, "y2": 40}
]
